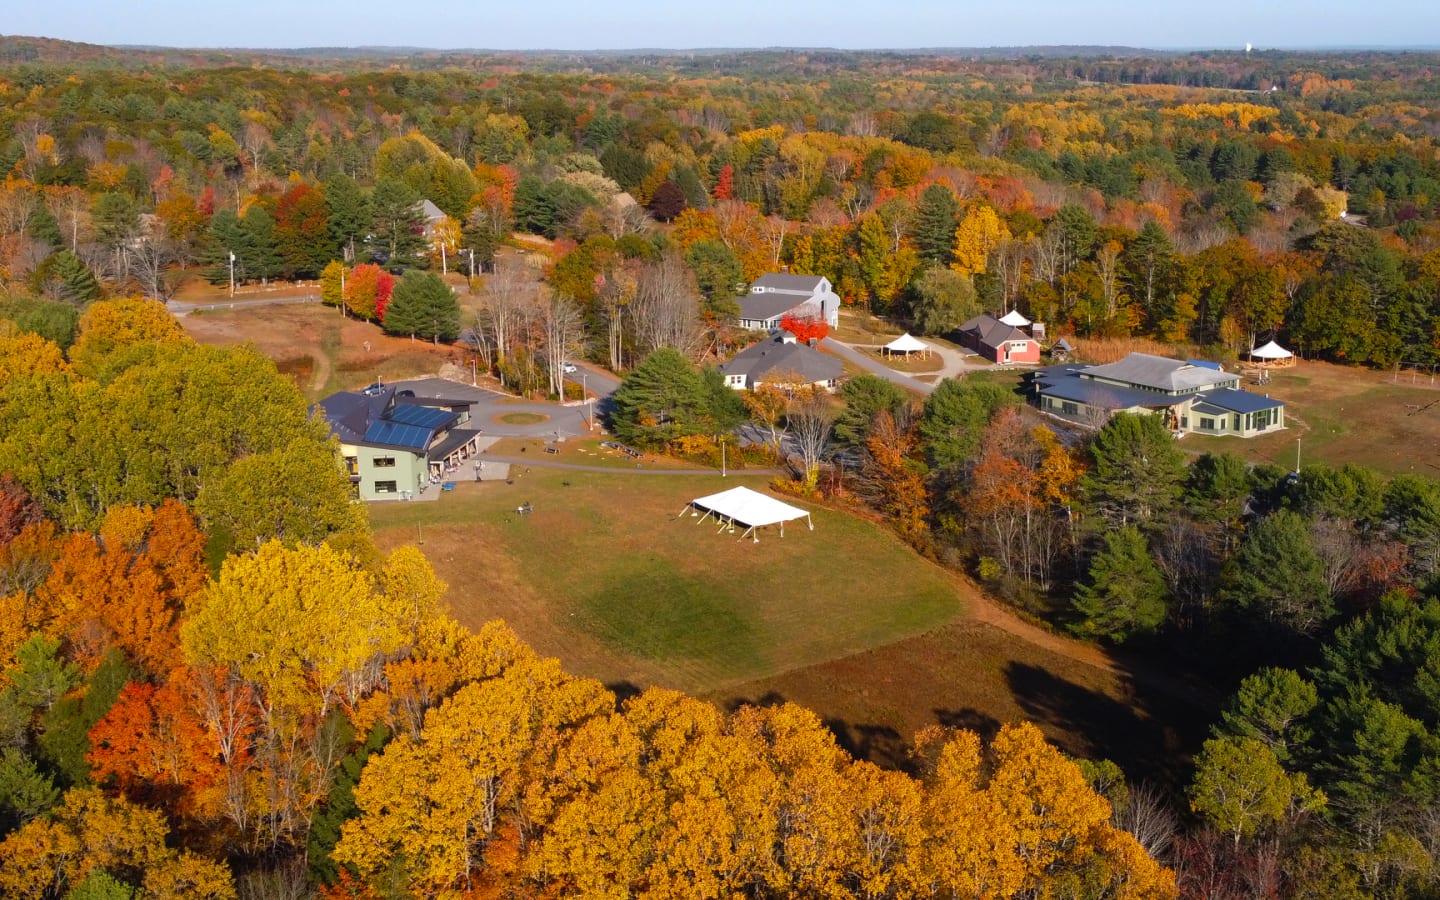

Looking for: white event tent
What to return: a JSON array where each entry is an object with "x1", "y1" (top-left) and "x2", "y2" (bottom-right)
[
  {"x1": 683, "y1": 486, "x2": 813, "y2": 542},
  {"x1": 1248, "y1": 340, "x2": 1296, "y2": 367},
  {"x1": 882, "y1": 332, "x2": 930, "y2": 357},
  {"x1": 998, "y1": 309, "x2": 1031, "y2": 327}
]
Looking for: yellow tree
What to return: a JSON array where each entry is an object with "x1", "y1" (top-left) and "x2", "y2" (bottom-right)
[
  {"x1": 0, "y1": 331, "x2": 72, "y2": 380},
  {"x1": 951, "y1": 204, "x2": 1011, "y2": 278},
  {"x1": 70, "y1": 297, "x2": 192, "y2": 379},
  {"x1": 0, "y1": 787, "x2": 235, "y2": 899}
]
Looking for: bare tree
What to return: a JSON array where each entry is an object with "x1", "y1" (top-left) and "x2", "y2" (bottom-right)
[
  {"x1": 44, "y1": 186, "x2": 91, "y2": 253},
  {"x1": 631, "y1": 254, "x2": 704, "y2": 359},
  {"x1": 758, "y1": 214, "x2": 791, "y2": 266},
  {"x1": 786, "y1": 386, "x2": 834, "y2": 489},
  {"x1": 129, "y1": 233, "x2": 178, "y2": 301},
  {"x1": 598, "y1": 265, "x2": 636, "y2": 372},
  {"x1": 1115, "y1": 782, "x2": 1179, "y2": 860},
  {"x1": 538, "y1": 294, "x2": 586, "y2": 397},
  {"x1": 1310, "y1": 516, "x2": 1363, "y2": 599},
  {"x1": 481, "y1": 255, "x2": 541, "y2": 371}
]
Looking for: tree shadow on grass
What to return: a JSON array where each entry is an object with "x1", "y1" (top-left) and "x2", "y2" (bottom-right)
[
  {"x1": 719, "y1": 691, "x2": 912, "y2": 773},
  {"x1": 933, "y1": 707, "x2": 1002, "y2": 743},
  {"x1": 1004, "y1": 662, "x2": 1207, "y2": 790}
]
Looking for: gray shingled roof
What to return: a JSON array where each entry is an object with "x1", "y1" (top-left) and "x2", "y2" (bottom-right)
[
  {"x1": 738, "y1": 292, "x2": 811, "y2": 323},
  {"x1": 719, "y1": 335, "x2": 843, "y2": 384},
  {"x1": 958, "y1": 314, "x2": 1032, "y2": 350},
  {"x1": 1083, "y1": 353, "x2": 1237, "y2": 392},
  {"x1": 751, "y1": 273, "x2": 826, "y2": 295}
]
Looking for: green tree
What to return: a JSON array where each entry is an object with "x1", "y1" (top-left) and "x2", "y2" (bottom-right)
[
  {"x1": 194, "y1": 440, "x2": 367, "y2": 554},
  {"x1": 239, "y1": 204, "x2": 281, "y2": 282},
  {"x1": 28, "y1": 251, "x2": 102, "y2": 307},
  {"x1": 0, "y1": 296, "x2": 81, "y2": 348},
  {"x1": 0, "y1": 748, "x2": 59, "y2": 833},
  {"x1": 1217, "y1": 668, "x2": 1318, "y2": 764},
  {"x1": 1081, "y1": 413, "x2": 1188, "y2": 529},
  {"x1": 369, "y1": 178, "x2": 426, "y2": 263},
  {"x1": 1189, "y1": 736, "x2": 1323, "y2": 848},
  {"x1": 610, "y1": 349, "x2": 715, "y2": 448},
  {"x1": 685, "y1": 240, "x2": 744, "y2": 320},
  {"x1": 382, "y1": 271, "x2": 460, "y2": 342},
  {"x1": 908, "y1": 266, "x2": 979, "y2": 336},
  {"x1": 1071, "y1": 525, "x2": 1168, "y2": 643},
  {"x1": 919, "y1": 378, "x2": 1020, "y2": 469},
  {"x1": 1221, "y1": 510, "x2": 1333, "y2": 637},
  {"x1": 834, "y1": 374, "x2": 908, "y2": 449},
  {"x1": 324, "y1": 173, "x2": 371, "y2": 264},
  {"x1": 912, "y1": 183, "x2": 960, "y2": 266}
]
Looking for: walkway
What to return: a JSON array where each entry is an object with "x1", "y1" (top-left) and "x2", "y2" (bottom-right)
[
  {"x1": 478, "y1": 455, "x2": 784, "y2": 477},
  {"x1": 168, "y1": 294, "x2": 321, "y2": 314}
]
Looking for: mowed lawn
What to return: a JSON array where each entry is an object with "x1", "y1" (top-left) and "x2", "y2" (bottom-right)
[
  {"x1": 1181, "y1": 360, "x2": 1440, "y2": 475},
  {"x1": 370, "y1": 471, "x2": 962, "y2": 694}
]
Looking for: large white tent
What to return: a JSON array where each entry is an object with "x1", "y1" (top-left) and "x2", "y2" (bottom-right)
[
  {"x1": 1248, "y1": 340, "x2": 1294, "y2": 362},
  {"x1": 999, "y1": 309, "x2": 1031, "y2": 327},
  {"x1": 882, "y1": 333, "x2": 929, "y2": 357},
  {"x1": 683, "y1": 486, "x2": 813, "y2": 541}
]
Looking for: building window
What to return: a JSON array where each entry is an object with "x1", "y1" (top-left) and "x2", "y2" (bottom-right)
[
  {"x1": 373, "y1": 456, "x2": 396, "y2": 468},
  {"x1": 1199, "y1": 417, "x2": 1215, "y2": 431},
  {"x1": 344, "y1": 457, "x2": 358, "y2": 475},
  {"x1": 1061, "y1": 401, "x2": 1079, "y2": 416},
  {"x1": 1233, "y1": 414, "x2": 1242, "y2": 431},
  {"x1": 374, "y1": 480, "x2": 398, "y2": 494}
]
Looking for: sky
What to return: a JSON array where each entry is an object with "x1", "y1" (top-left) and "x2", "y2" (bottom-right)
[{"x1": 8, "y1": 0, "x2": 1440, "y2": 51}]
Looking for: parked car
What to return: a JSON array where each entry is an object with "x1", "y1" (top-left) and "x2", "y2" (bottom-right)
[{"x1": 562, "y1": 361, "x2": 578, "y2": 374}]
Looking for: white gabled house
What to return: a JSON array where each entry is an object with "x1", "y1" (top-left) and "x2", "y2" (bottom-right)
[{"x1": 737, "y1": 273, "x2": 842, "y2": 331}]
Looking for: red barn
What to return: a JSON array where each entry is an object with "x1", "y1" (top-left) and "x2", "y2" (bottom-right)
[{"x1": 956, "y1": 313, "x2": 1041, "y2": 365}]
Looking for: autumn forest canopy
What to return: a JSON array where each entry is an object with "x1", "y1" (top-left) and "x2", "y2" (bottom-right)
[{"x1": 3, "y1": 39, "x2": 1440, "y2": 900}]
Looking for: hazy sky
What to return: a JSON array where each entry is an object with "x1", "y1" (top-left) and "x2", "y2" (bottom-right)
[{"x1": 9, "y1": 0, "x2": 1440, "y2": 50}]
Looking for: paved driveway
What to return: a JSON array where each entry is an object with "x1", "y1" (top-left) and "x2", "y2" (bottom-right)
[{"x1": 388, "y1": 377, "x2": 592, "y2": 439}]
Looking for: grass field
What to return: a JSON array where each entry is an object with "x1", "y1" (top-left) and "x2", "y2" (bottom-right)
[
  {"x1": 182, "y1": 304, "x2": 463, "y2": 401},
  {"x1": 370, "y1": 471, "x2": 962, "y2": 694},
  {"x1": 1180, "y1": 360, "x2": 1440, "y2": 476}
]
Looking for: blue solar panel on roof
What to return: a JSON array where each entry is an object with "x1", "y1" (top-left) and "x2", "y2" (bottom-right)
[
  {"x1": 387, "y1": 404, "x2": 455, "y2": 428},
  {"x1": 363, "y1": 420, "x2": 431, "y2": 450}
]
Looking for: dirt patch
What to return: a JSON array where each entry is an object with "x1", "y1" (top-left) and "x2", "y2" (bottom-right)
[{"x1": 496, "y1": 412, "x2": 549, "y2": 426}]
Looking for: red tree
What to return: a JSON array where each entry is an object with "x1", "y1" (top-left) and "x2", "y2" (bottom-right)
[
  {"x1": 779, "y1": 312, "x2": 831, "y2": 343},
  {"x1": 0, "y1": 475, "x2": 43, "y2": 547},
  {"x1": 713, "y1": 164, "x2": 734, "y2": 201}
]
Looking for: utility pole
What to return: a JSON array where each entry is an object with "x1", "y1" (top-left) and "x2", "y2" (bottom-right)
[{"x1": 228, "y1": 250, "x2": 235, "y2": 297}]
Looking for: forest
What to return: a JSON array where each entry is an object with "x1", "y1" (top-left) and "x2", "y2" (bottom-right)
[{"x1": 2, "y1": 39, "x2": 1440, "y2": 898}]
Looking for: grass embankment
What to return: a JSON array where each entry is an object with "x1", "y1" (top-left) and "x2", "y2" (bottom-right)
[{"x1": 370, "y1": 470, "x2": 961, "y2": 694}]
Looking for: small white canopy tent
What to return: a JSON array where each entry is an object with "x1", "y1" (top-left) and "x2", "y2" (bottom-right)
[
  {"x1": 1249, "y1": 340, "x2": 1294, "y2": 361},
  {"x1": 882, "y1": 332, "x2": 930, "y2": 357},
  {"x1": 999, "y1": 309, "x2": 1031, "y2": 327},
  {"x1": 683, "y1": 486, "x2": 813, "y2": 542}
]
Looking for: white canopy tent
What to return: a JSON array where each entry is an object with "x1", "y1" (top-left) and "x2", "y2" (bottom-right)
[
  {"x1": 1249, "y1": 340, "x2": 1294, "y2": 361},
  {"x1": 999, "y1": 309, "x2": 1031, "y2": 327},
  {"x1": 683, "y1": 486, "x2": 813, "y2": 542},
  {"x1": 882, "y1": 332, "x2": 930, "y2": 357}
]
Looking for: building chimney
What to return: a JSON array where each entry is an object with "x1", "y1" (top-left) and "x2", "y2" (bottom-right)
[{"x1": 808, "y1": 337, "x2": 818, "y2": 347}]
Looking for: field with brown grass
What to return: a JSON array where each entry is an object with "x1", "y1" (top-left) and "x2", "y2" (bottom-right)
[
  {"x1": 1181, "y1": 360, "x2": 1440, "y2": 476},
  {"x1": 181, "y1": 303, "x2": 467, "y2": 401}
]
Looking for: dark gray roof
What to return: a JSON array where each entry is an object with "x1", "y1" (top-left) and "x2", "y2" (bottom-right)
[
  {"x1": 738, "y1": 292, "x2": 810, "y2": 323},
  {"x1": 1084, "y1": 353, "x2": 1236, "y2": 392},
  {"x1": 1037, "y1": 376, "x2": 1175, "y2": 411},
  {"x1": 719, "y1": 335, "x2": 843, "y2": 383},
  {"x1": 1194, "y1": 388, "x2": 1284, "y2": 414},
  {"x1": 751, "y1": 273, "x2": 826, "y2": 295},
  {"x1": 316, "y1": 385, "x2": 395, "y2": 444},
  {"x1": 428, "y1": 428, "x2": 482, "y2": 463},
  {"x1": 316, "y1": 383, "x2": 460, "y2": 453},
  {"x1": 958, "y1": 314, "x2": 1034, "y2": 350}
]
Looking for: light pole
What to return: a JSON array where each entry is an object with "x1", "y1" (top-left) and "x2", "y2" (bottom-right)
[
  {"x1": 228, "y1": 250, "x2": 235, "y2": 297},
  {"x1": 581, "y1": 372, "x2": 590, "y2": 429}
]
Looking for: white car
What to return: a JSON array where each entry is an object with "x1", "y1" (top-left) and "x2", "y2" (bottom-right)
[{"x1": 562, "y1": 361, "x2": 578, "y2": 374}]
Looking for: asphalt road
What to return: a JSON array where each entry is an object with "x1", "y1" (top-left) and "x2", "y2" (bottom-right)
[{"x1": 820, "y1": 337, "x2": 937, "y2": 394}]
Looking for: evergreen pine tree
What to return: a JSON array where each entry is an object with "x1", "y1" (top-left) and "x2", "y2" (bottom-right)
[
  {"x1": 382, "y1": 271, "x2": 460, "y2": 341},
  {"x1": 1072, "y1": 525, "x2": 1169, "y2": 642}
]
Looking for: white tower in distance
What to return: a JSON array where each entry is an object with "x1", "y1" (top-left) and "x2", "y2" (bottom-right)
[{"x1": 1245, "y1": 42, "x2": 1253, "y2": 53}]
